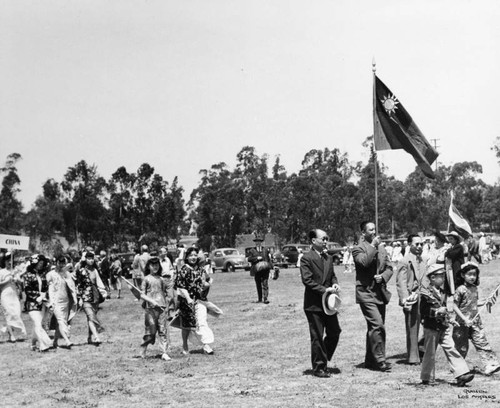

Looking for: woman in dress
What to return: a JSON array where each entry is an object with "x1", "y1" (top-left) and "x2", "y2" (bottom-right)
[
  {"x1": 46, "y1": 255, "x2": 77, "y2": 348},
  {"x1": 0, "y1": 252, "x2": 26, "y2": 342},
  {"x1": 174, "y1": 247, "x2": 215, "y2": 355},
  {"x1": 23, "y1": 254, "x2": 53, "y2": 352},
  {"x1": 445, "y1": 231, "x2": 465, "y2": 291},
  {"x1": 75, "y1": 251, "x2": 107, "y2": 345}
]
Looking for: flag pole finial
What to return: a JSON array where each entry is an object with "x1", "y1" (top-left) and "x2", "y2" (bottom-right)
[{"x1": 372, "y1": 57, "x2": 376, "y2": 73}]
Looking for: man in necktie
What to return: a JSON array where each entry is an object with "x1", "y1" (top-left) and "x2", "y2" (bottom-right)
[
  {"x1": 396, "y1": 234, "x2": 428, "y2": 365},
  {"x1": 352, "y1": 221, "x2": 394, "y2": 372},
  {"x1": 300, "y1": 229, "x2": 342, "y2": 378},
  {"x1": 248, "y1": 235, "x2": 274, "y2": 304}
]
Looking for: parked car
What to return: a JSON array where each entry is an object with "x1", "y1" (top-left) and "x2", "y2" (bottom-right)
[
  {"x1": 210, "y1": 248, "x2": 249, "y2": 272},
  {"x1": 280, "y1": 244, "x2": 311, "y2": 268},
  {"x1": 325, "y1": 242, "x2": 345, "y2": 265}
]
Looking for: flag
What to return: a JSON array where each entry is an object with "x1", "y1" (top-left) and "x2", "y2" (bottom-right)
[
  {"x1": 448, "y1": 191, "x2": 472, "y2": 238},
  {"x1": 374, "y1": 75, "x2": 439, "y2": 178},
  {"x1": 485, "y1": 284, "x2": 499, "y2": 313}
]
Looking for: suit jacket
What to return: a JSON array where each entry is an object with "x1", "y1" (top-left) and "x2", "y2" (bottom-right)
[
  {"x1": 419, "y1": 286, "x2": 449, "y2": 331},
  {"x1": 352, "y1": 240, "x2": 393, "y2": 305},
  {"x1": 396, "y1": 252, "x2": 428, "y2": 306},
  {"x1": 301, "y1": 249, "x2": 338, "y2": 312},
  {"x1": 248, "y1": 247, "x2": 273, "y2": 276}
]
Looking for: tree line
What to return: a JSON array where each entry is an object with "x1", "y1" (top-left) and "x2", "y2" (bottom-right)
[{"x1": 1, "y1": 140, "x2": 499, "y2": 253}]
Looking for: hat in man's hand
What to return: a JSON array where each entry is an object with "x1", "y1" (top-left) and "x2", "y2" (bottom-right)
[{"x1": 322, "y1": 291, "x2": 342, "y2": 315}]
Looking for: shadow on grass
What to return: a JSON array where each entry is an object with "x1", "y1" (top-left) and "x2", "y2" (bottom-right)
[
  {"x1": 0, "y1": 338, "x2": 26, "y2": 344},
  {"x1": 405, "y1": 378, "x2": 448, "y2": 388}
]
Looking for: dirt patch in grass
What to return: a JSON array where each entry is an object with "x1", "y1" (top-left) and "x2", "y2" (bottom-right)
[{"x1": 2, "y1": 261, "x2": 500, "y2": 407}]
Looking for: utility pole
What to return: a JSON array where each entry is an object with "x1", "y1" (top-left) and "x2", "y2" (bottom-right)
[{"x1": 430, "y1": 138, "x2": 440, "y2": 171}]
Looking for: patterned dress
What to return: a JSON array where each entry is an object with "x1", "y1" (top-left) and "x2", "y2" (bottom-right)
[
  {"x1": 174, "y1": 264, "x2": 206, "y2": 329},
  {"x1": 23, "y1": 271, "x2": 48, "y2": 312}
]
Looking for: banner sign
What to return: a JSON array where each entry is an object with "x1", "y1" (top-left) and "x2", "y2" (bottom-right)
[{"x1": 0, "y1": 234, "x2": 30, "y2": 250}]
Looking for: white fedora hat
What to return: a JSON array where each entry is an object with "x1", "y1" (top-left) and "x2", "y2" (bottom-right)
[{"x1": 322, "y1": 292, "x2": 342, "y2": 316}]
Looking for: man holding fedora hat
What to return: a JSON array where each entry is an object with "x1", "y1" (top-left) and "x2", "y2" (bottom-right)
[
  {"x1": 300, "y1": 229, "x2": 342, "y2": 378},
  {"x1": 248, "y1": 234, "x2": 275, "y2": 304}
]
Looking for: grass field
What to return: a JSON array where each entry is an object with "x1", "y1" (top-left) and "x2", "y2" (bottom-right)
[{"x1": 1, "y1": 260, "x2": 500, "y2": 408}]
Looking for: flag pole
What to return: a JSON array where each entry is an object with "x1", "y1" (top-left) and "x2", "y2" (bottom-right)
[{"x1": 372, "y1": 57, "x2": 379, "y2": 234}]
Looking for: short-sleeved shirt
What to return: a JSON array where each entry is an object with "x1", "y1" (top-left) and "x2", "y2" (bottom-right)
[
  {"x1": 141, "y1": 274, "x2": 167, "y2": 309},
  {"x1": 454, "y1": 284, "x2": 478, "y2": 323}
]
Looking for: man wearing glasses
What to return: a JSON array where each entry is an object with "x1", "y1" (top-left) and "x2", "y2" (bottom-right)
[
  {"x1": 352, "y1": 221, "x2": 394, "y2": 372},
  {"x1": 396, "y1": 234, "x2": 428, "y2": 365},
  {"x1": 300, "y1": 229, "x2": 341, "y2": 378}
]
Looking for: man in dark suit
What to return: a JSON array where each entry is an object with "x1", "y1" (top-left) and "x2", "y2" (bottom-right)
[
  {"x1": 352, "y1": 221, "x2": 393, "y2": 372},
  {"x1": 248, "y1": 236, "x2": 274, "y2": 304},
  {"x1": 300, "y1": 229, "x2": 342, "y2": 378}
]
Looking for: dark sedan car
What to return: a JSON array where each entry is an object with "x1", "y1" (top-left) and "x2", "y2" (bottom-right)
[
  {"x1": 326, "y1": 242, "x2": 345, "y2": 265},
  {"x1": 280, "y1": 244, "x2": 311, "y2": 268}
]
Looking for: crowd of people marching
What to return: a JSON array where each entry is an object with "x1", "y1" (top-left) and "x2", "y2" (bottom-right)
[
  {"x1": 0, "y1": 244, "x2": 220, "y2": 360},
  {"x1": 0, "y1": 227, "x2": 499, "y2": 389}
]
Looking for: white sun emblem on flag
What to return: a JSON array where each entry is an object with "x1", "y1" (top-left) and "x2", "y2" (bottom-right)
[{"x1": 380, "y1": 94, "x2": 399, "y2": 115}]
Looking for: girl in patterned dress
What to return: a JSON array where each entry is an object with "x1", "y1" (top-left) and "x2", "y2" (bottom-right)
[
  {"x1": 174, "y1": 247, "x2": 215, "y2": 355},
  {"x1": 23, "y1": 255, "x2": 53, "y2": 352},
  {"x1": 75, "y1": 251, "x2": 107, "y2": 345},
  {"x1": 452, "y1": 262, "x2": 500, "y2": 375}
]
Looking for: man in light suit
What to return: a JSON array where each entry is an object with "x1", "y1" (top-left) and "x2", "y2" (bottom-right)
[
  {"x1": 352, "y1": 221, "x2": 393, "y2": 372},
  {"x1": 396, "y1": 234, "x2": 427, "y2": 365},
  {"x1": 301, "y1": 229, "x2": 341, "y2": 378}
]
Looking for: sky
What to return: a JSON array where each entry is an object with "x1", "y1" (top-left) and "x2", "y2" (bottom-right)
[{"x1": 1, "y1": 0, "x2": 499, "y2": 210}]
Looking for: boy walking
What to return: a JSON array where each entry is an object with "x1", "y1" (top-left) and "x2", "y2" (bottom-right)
[{"x1": 420, "y1": 264, "x2": 474, "y2": 386}]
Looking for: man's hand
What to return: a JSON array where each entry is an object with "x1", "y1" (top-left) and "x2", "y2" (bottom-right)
[{"x1": 372, "y1": 236, "x2": 381, "y2": 247}]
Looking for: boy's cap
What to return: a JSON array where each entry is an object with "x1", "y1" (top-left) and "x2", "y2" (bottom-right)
[{"x1": 426, "y1": 264, "x2": 445, "y2": 276}]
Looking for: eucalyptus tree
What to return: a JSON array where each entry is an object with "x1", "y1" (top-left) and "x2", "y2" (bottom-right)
[{"x1": 0, "y1": 153, "x2": 23, "y2": 233}]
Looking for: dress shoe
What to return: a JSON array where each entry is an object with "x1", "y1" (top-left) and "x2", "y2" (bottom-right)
[
  {"x1": 421, "y1": 379, "x2": 437, "y2": 386},
  {"x1": 263, "y1": 299, "x2": 270, "y2": 304},
  {"x1": 203, "y1": 345, "x2": 214, "y2": 355},
  {"x1": 484, "y1": 363, "x2": 500, "y2": 376},
  {"x1": 456, "y1": 372, "x2": 474, "y2": 387},
  {"x1": 374, "y1": 362, "x2": 392, "y2": 372},
  {"x1": 313, "y1": 370, "x2": 331, "y2": 378}
]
